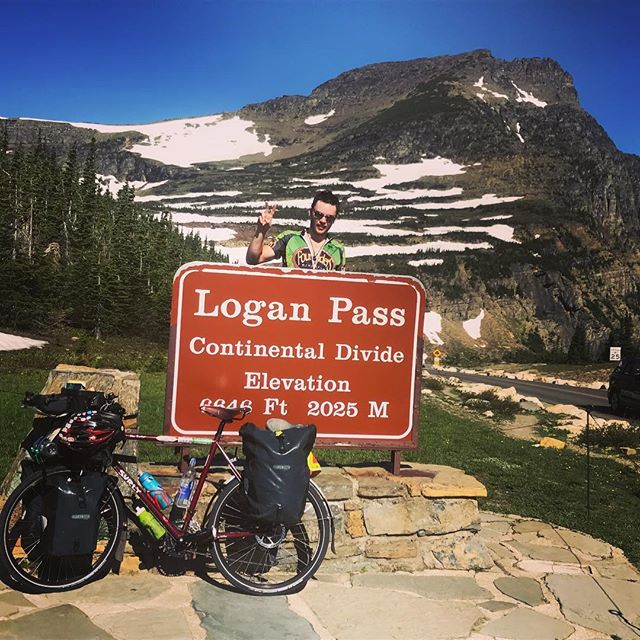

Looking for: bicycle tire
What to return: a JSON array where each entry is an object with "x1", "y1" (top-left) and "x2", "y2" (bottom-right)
[
  {"x1": 206, "y1": 478, "x2": 331, "y2": 595},
  {"x1": 0, "y1": 468, "x2": 125, "y2": 592}
]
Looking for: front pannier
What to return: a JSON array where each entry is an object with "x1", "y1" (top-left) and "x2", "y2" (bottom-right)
[
  {"x1": 45, "y1": 472, "x2": 108, "y2": 556},
  {"x1": 240, "y1": 423, "x2": 316, "y2": 527}
]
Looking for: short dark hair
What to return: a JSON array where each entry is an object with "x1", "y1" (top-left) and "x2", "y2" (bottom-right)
[{"x1": 311, "y1": 190, "x2": 340, "y2": 214}]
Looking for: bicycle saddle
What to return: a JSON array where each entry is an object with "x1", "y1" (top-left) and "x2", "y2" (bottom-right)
[{"x1": 201, "y1": 405, "x2": 251, "y2": 422}]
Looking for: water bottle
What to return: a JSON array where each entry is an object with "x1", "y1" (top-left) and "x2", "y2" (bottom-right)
[
  {"x1": 169, "y1": 457, "x2": 196, "y2": 523},
  {"x1": 138, "y1": 471, "x2": 172, "y2": 510},
  {"x1": 135, "y1": 505, "x2": 166, "y2": 539}
]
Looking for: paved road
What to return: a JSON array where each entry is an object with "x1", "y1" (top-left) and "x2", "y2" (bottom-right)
[{"x1": 427, "y1": 367, "x2": 613, "y2": 419}]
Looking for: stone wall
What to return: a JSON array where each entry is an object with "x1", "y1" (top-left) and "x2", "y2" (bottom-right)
[
  {"x1": 142, "y1": 461, "x2": 493, "y2": 573},
  {"x1": 314, "y1": 463, "x2": 493, "y2": 572}
]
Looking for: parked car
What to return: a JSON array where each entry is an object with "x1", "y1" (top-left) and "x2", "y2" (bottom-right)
[{"x1": 608, "y1": 356, "x2": 640, "y2": 415}]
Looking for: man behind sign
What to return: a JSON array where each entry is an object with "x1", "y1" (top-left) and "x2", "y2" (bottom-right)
[{"x1": 246, "y1": 190, "x2": 346, "y2": 271}]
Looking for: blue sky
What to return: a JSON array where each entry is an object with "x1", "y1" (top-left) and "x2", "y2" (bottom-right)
[{"x1": 2, "y1": 0, "x2": 638, "y2": 155}]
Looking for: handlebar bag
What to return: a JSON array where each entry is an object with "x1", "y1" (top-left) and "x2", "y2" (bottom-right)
[
  {"x1": 45, "y1": 472, "x2": 108, "y2": 556},
  {"x1": 23, "y1": 389, "x2": 110, "y2": 416},
  {"x1": 240, "y1": 422, "x2": 316, "y2": 527}
]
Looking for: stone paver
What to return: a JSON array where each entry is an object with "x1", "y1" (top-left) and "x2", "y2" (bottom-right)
[
  {"x1": 352, "y1": 573, "x2": 492, "y2": 600},
  {"x1": 479, "y1": 608, "x2": 574, "y2": 640},
  {"x1": 0, "y1": 591, "x2": 35, "y2": 618},
  {"x1": 29, "y1": 573, "x2": 172, "y2": 608},
  {"x1": 508, "y1": 540, "x2": 578, "y2": 564},
  {"x1": 0, "y1": 509, "x2": 636, "y2": 640},
  {"x1": 486, "y1": 541, "x2": 518, "y2": 564},
  {"x1": 478, "y1": 520, "x2": 512, "y2": 540},
  {"x1": 546, "y1": 574, "x2": 640, "y2": 640},
  {"x1": 301, "y1": 581, "x2": 483, "y2": 640},
  {"x1": 0, "y1": 604, "x2": 115, "y2": 639},
  {"x1": 591, "y1": 558, "x2": 640, "y2": 581},
  {"x1": 516, "y1": 559, "x2": 583, "y2": 575},
  {"x1": 92, "y1": 607, "x2": 198, "y2": 640},
  {"x1": 478, "y1": 600, "x2": 517, "y2": 612},
  {"x1": 190, "y1": 581, "x2": 318, "y2": 640},
  {"x1": 557, "y1": 530, "x2": 612, "y2": 558},
  {"x1": 512, "y1": 520, "x2": 552, "y2": 535},
  {"x1": 493, "y1": 576, "x2": 545, "y2": 606}
]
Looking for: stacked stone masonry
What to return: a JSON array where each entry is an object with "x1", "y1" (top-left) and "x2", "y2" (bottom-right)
[
  {"x1": 138, "y1": 461, "x2": 492, "y2": 573},
  {"x1": 313, "y1": 464, "x2": 493, "y2": 572}
]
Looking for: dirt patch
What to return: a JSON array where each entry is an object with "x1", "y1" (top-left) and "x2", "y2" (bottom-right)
[{"x1": 498, "y1": 414, "x2": 540, "y2": 441}]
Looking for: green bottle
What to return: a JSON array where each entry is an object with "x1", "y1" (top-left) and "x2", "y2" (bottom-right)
[{"x1": 135, "y1": 506, "x2": 166, "y2": 539}]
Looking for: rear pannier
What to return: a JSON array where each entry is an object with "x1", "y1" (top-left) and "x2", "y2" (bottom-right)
[{"x1": 240, "y1": 423, "x2": 316, "y2": 527}]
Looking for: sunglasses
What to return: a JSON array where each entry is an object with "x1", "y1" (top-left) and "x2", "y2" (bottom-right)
[{"x1": 311, "y1": 209, "x2": 336, "y2": 224}]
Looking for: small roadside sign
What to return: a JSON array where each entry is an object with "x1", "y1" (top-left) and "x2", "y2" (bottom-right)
[{"x1": 610, "y1": 346, "x2": 622, "y2": 361}]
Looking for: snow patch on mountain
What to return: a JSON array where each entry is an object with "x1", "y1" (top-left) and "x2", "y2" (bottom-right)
[
  {"x1": 473, "y1": 77, "x2": 509, "y2": 100},
  {"x1": 19, "y1": 114, "x2": 276, "y2": 167},
  {"x1": 463, "y1": 310, "x2": 485, "y2": 340},
  {"x1": 424, "y1": 224, "x2": 519, "y2": 243},
  {"x1": 136, "y1": 190, "x2": 242, "y2": 202},
  {"x1": 349, "y1": 187, "x2": 463, "y2": 201},
  {"x1": 408, "y1": 258, "x2": 444, "y2": 267},
  {"x1": 96, "y1": 175, "x2": 169, "y2": 196},
  {"x1": 363, "y1": 193, "x2": 522, "y2": 211},
  {"x1": 511, "y1": 82, "x2": 547, "y2": 108},
  {"x1": 291, "y1": 177, "x2": 343, "y2": 186},
  {"x1": 347, "y1": 240, "x2": 493, "y2": 257},
  {"x1": 180, "y1": 227, "x2": 236, "y2": 243},
  {"x1": 480, "y1": 214, "x2": 513, "y2": 221},
  {"x1": 424, "y1": 312, "x2": 445, "y2": 345},
  {"x1": 351, "y1": 157, "x2": 467, "y2": 192},
  {"x1": 0, "y1": 332, "x2": 47, "y2": 351},
  {"x1": 304, "y1": 110, "x2": 335, "y2": 125}
]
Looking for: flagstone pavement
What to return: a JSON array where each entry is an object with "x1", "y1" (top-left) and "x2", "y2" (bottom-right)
[{"x1": 0, "y1": 511, "x2": 639, "y2": 640}]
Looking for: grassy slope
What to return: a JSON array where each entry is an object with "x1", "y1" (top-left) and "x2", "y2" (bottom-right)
[
  {"x1": 319, "y1": 396, "x2": 640, "y2": 567},
  {"x1": 409, "y1": 399, "x2": 640, "y2": 567}
]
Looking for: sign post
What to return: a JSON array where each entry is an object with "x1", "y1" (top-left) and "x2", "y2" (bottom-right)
[
  {"x1": 165, "y1": 263, "x2": 425, "y2": 453},
  {"x1": 610, "y1": 346, "x2": 622, "y2": 362}
]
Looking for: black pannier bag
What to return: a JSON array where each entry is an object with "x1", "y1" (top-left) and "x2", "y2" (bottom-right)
[
  {"x1": 45, "y1": 472, "x2": 108, "y2": 556},
  {"x1": 240, "y1": 422, "x2": 316, "y2": 527}
]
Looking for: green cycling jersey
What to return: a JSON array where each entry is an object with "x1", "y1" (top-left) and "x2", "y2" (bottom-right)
[{"x1": 271, "y1": 229, "x2": 346, "y2": 271}]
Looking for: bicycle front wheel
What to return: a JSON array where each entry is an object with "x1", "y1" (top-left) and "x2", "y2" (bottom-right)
[
  {"x1": 0, "y1": 468, "x2": 125, "y2": 592},
  {"x1": 207, "y1": 478, "x2": 331, "y2": 595}
]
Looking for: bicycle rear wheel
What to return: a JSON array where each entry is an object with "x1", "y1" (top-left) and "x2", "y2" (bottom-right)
[
  {"x1": 0, "y1": 468, "x2": 125, "y2": 592},
  {"x1": 206, "y1": 478, "x2": 331, "y2": 595}
]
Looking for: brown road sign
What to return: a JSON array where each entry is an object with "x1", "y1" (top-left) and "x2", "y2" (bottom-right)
[{"x1": 165, "y1": 263, "x2": 425, "y2": 448}]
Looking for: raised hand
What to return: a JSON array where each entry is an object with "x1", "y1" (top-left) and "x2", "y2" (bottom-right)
[{"x1": 257, "y1": 202, "x2": 278, "y2": 233}]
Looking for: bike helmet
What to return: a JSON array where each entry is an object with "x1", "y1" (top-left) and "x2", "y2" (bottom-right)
[{"x1": 57, "y1": 410, "x2": 124, "y2": 452}]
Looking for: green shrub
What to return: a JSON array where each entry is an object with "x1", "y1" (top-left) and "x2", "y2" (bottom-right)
[
  {"x1": 576, "y1": 421, "x2": 640, "y2": 450},
  {"x1": 459, "y1": 389, "x2": 520, "y2": 420},
  {"x1": 422, "y1": 376, "x2": 445, "y2": 391}
]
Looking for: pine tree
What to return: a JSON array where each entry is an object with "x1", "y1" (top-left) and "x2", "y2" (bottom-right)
[{"x1": 0, "y1": 141, "x2": 227, "y2": 339}]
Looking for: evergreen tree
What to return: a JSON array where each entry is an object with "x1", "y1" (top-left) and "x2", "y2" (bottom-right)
[{"x1": 0, "y1": 141, "x2": 226, "y2": 340}]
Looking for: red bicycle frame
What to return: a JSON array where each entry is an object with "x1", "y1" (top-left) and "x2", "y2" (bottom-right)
[{"x1": 113, "y1": 407, "x2": 249, "y2": 541}]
